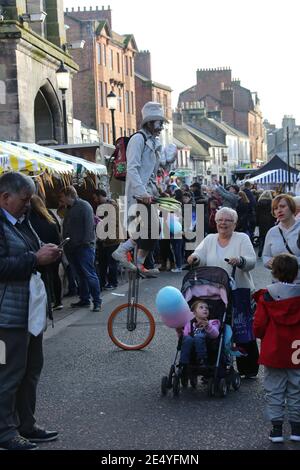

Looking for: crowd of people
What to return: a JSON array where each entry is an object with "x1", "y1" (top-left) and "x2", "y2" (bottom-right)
[{"x1": 1, "y1": 100, "x2": 300, "y2": 449}]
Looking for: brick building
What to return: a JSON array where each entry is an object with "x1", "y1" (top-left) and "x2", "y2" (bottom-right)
[
  {"x1": 178, "y1": 68, "x2": 266, "y2": 166},
  {"x1": 135, "y1": 50, "x2": 173, "y2": 145},
  {"x1": 0, "y1": 0, "x2": 78, "y2": 144},
  {"x1": 64, "y1": 6, "x2": 137, "y2": 145}
]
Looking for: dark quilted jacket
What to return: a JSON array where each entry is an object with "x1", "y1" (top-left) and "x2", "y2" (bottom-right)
[{"x1": 0, "y1": 209, "x2": 39, "y2": 328}]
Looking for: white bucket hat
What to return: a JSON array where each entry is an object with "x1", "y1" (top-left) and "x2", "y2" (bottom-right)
[{"x1": 141, "y1": 101, "x2": 168, "y2": 126}]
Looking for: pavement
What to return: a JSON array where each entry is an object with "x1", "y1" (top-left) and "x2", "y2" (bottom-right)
[{"x1": 34, "y1": 254, "x2": 300, "y2": 451}]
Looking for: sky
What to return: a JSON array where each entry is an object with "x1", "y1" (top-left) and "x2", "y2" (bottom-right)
[{"x1": 64, "y1": 0, "x2": 300, "y2": 128}]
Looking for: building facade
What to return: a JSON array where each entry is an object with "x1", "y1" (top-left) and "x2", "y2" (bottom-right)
[
  {"x1": 178, "y1": 68, "x2": 266, "y2": 166},
  {"x1": 64, "y1": 6, "x2": 137, "y2": 145},
  {"x1": 0, "y1": 0, "x2": 78, "y2": 144},
  {"x1": 135, "y1": 50, "x2": 173, "y2": 146}
]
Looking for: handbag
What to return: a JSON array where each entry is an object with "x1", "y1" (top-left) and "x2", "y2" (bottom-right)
[
  {"x1": 232, "y1": 287, "x2": 255, "y2": 343},
  {"x1": 231, "y1": 266, "x2": 255, "y2": 344},
  {"x1": 28, "y1": 272, "x2": 47, "y2": 336}
]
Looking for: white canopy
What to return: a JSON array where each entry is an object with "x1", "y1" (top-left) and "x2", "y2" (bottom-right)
[{"x1": 9, "y1": 142, "x2": 107, "y2": 176}]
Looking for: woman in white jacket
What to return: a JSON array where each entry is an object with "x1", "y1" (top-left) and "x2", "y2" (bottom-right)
[
  {"x1": 187, "y1": 207, "x2": 256, "y2": 290},
  {"x1": 187, "y1": 207, "x2": 258, "y2": 378}
]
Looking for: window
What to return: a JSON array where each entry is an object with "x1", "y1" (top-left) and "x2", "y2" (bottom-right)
[
  {"x1": 101, "y1": 123, "x2": 105, "y2": 142},
  {"x1": 125, "y1": 56, "x2": 129, "y2": 76},
  {"x1": 106, "y1": 124, "x2": 110, "y2": 144},
  {"x1": 117, "y1": 53, "x2": 120, "y2": 73},
  {"x1": 163, "y1": 94, "x2": 168, "y2": 113},
  {"x1": 110, "y1": 50, "x2": 114, "y2": 70},
  {"x1": 131, "y1": 91, "x2": 134, "y2": 115},
  {"x1": 129, "y1": 57, "x2": 133, "y2": 77},
  {"x1": 118, "y1": 89, "x2": 122, "y2": 112},
  {"x1": 125, "y1": 91, "x2": 130, "y2": 114},
  {"x1": 127, "y1": 129, "x2": 131, "y2": 136},
  {"x1": 120, "y1": 127, "x2": 123, "y2": 137},
  {"x1": 157, "y1": 92, "x2": 161, "y2": 103},
  {"x1": 104, "y1": 82, "x2": 108, "y2": 107},
  {"x1": 103, "y1": 44, "x2": 107, "y2": 66},
  {"x1": 97, "y1": 44, "x2": 102, "y2": 65},
  {"x1": 99, "y1": 82, "x2": 104, "y2": 107}
]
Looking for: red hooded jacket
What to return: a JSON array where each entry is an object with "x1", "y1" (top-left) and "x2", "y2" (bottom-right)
[{"x1": 253, "y1": 289, "x2": 300, "y2": 368}]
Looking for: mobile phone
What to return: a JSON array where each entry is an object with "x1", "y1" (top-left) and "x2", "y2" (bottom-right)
[{"x1": 58, "y1": 237, "x2": 70, "y2": 249}]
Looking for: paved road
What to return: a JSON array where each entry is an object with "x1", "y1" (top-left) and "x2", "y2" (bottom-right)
[{"x1": 35, "y1": 256, "x2": 300, "y2": 451}]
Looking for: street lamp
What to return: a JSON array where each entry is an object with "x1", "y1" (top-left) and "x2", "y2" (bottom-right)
[
  {"x1": 107, "y1": 90, "x2": 117, "y2": 145},
  {"x1": 56, "y1": 61, "x2": 70, "y2": 145}
]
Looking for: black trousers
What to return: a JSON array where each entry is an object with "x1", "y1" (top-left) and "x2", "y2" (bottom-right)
[
  {"x1": 236, "y1": 340, "x2": 259, "y2": 376},
  {"x1": 0, "y1": 329, "x2": 43, "y2": 442}
]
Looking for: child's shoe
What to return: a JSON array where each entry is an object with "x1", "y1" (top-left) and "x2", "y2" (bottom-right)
[
  {"x1": 269, "y1": 421, "x2": 284, "y2": 443},
  {"x1": 290, "y1": 422, "x2": 300, "y2": 442}
]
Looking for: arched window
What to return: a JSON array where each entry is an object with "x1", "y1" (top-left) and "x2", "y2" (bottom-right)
[{"x1": 34, "y1": 89, "x2": 55, "y2": 143}]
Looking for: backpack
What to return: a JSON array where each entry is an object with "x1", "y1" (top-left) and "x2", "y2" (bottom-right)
[{"x1": 110, "y1": 131, "x2": 147, "y2": 181}]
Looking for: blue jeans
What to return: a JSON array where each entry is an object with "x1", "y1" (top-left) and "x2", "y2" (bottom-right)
[
  {"x1": 180, "y1": 332, "x2": 207, "y2": 364},
  {"x1": 68, "y1": 246, "x2": 101, "y2": 305},
  {"x1": 171, "y1": 239, "x2": 184, "y2": 269}
]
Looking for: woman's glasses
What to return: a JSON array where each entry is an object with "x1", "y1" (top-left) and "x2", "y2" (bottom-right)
[{"x1": 216, "y1": 219, "x2": 234, "y2": 224}]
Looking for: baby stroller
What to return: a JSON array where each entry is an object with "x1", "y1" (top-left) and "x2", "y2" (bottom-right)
[{"x1": 161, "y1": 266, "x2": 242, "y2": 398}]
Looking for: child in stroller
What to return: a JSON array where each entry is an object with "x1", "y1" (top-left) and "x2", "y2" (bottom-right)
[
  {"x1": 161, "y1": 266, "x2": 242, "y2": 398},
  {"x1": 179, "y1": 299, "x2": 220, "y2": 368}
]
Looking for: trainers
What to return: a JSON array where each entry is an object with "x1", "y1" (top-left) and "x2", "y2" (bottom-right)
[
  {"x1": 92, "y1": 303, "x2": 102, "y2": 312},
  {"x1": 171, "y1": 268, "x2": 182, "y2": 273},
  {"x1": 269, "y1": 421, "x2": 284, "y2": 443},
  {"x1": 70, "y1": 301, "x2": 90, "y2": 308},
  {"x1": 104, "y1": 284, "x2": 114, "y2": 290},
  {"x1": 112, "y1": 247, "x2": 137, "y2": 271},
  {"x1": 22, "y1": 425, "x2": 58, "y2": 443},
  {"x1": 52, "y1": 303, "x2": 63, "y2": 311},
  {"x1": 0, "y1": 434, "x2": 38, "y2": 450},
  {"x1": 290, "y1": 422, "x2": 300, "y2": 441},
  {"x1": 137, "y1": 265, "x2": 158, "y2": 277}
]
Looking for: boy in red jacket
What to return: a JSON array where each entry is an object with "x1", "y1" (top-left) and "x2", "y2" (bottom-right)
[{"x1": 253, "y1": 253, "x2": 300, "y2": 443}]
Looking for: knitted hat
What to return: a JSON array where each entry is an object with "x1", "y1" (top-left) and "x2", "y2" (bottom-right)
[{"x1": 141, "y1": 101, "x2": 168, "y2": 126}]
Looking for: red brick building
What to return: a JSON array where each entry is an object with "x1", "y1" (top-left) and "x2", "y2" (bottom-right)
[
  {"x1": 178, "y1": 68, "x2": 266, "y2": 165},
  {"x1": 135, "y1": 51, "x2": 173, "y2": 144},
  {"x1": 64, "y1": 6, "x2": 137, "y2": 144}
]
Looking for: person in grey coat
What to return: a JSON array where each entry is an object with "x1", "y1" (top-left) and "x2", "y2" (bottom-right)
[
  {"x1": 0, "y1": 172, "x2": 61, "y2": 450},
  {"x1": 112, "y1": 101, "x2": 176, "y2": 272}
]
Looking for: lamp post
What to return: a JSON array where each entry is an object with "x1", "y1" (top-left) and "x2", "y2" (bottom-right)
[
  {"x1": 107, "y1": 90, "x2": 117, "y2": 145},
  {"x1": 56, "y1": 61, "x2": 70, "y2": 145},
  {"x1": 287, "y1": 126, "x2": 291, "y2": 191}
]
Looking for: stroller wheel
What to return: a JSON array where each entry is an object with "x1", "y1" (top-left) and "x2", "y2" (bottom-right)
[
  {"x1": 173, "y1": 374, "x2": 180, "y2": 397},
  {"x1": 207, "y1": 378, "x2": 216, "y2": 397},
  {"x1": 219, "y1": 378, "x2": 228, "y2": 398},
  {"x1": 161, "y1": 376, "x2": 169, "y2": 396},
  {"x1": 232, "y1": 372, "x2": 241, "y2": 391},
  {"x1": 168, "y1": 366, "x2": 175, "y2": 388}
]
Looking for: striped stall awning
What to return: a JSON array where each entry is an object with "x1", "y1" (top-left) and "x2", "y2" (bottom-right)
[
  {"x1": 0, "y1": 141, "x2": 74, "y2": 176},
  {"x1": 248, "y1": 169, "x2": 299, "y2": 184},
  {"x1": 9, "y1": 142, "x2": 107, "y2": 177}
]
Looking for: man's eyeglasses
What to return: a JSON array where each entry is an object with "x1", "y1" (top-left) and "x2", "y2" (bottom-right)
[{"x1": 216, "y1": 219, "x2": 234, "y2": 224}]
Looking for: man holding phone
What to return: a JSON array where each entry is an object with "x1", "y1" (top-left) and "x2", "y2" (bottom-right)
[{"x1": 58, "y1": 186, "x2": 101, "y2": 312}]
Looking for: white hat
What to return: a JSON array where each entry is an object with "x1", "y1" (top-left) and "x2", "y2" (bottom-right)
[{"x1": 141, "y1": 101, "x2": 168, "y2": 126}]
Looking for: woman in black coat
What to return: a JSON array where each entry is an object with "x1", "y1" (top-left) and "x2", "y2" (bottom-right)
[
  {"x1": 256, "y1": 191, "x2": 276, "y2": 257},
  {"x1": 29, "y1": 195, "x2": 63, "y2": 309}
]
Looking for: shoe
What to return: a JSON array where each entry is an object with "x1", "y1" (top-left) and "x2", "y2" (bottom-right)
[
  {"x1": 171, "y1": 268, "x2": 182, "y2": 273},
  {"x1": 0, "y1": 434, "x2": 38, "y2": 450},
  {"x1": 53, "y1": 303, "x2": 63, "y2": 311},
  {"x1": 269, "y1": 421, "x2": 284, "y2": 443},
  {"x1": 290, "y1": 422, "x2": 300, "y2": 441},
  {"x1": 70, "y1": 301, "x2": 90, "y2": 308},
  {"x1": 104, "y1": 284, "x2": 114, "y2": 290},
  {"x1": 137, "y1": 265, "x2": 158, "y2": 277},
  {"x1": 112, "y1": 247, "x2": 137, "y2": 271},
  {"x1": 92, "y1": 304, "x2": 102, "y2": 312},
  {"x1": 22, "y1": 425, "x2": 58, "y2": 443}
]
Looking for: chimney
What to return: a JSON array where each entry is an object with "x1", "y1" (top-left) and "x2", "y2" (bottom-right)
[{"x1": 135, "y1": 50, "x2": 151, "y2": 80}]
